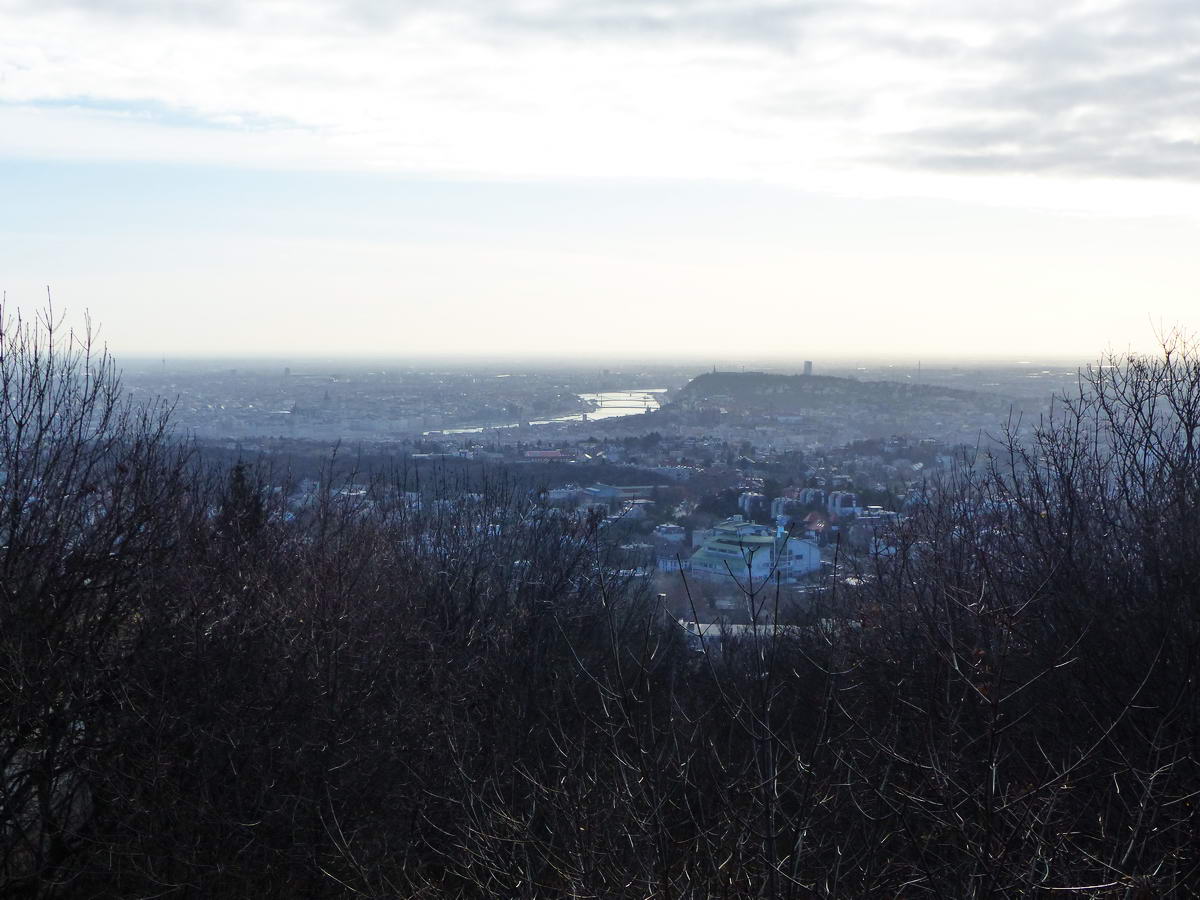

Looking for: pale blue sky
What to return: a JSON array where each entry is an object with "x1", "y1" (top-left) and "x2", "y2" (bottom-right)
[{"x1": 2, "y1": 0, "x2": 1198, "y2": 359}]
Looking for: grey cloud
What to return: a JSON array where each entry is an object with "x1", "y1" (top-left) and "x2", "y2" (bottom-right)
[
  {"x1": 843, "y1": 28, "x2": 967, "y2": 59},
  {"x1": 894, "y1": 107, "x2": 1200, "y2": 180},
  {"x1": 5, "y1": 0, "x2": 870, "y2": 50},
  {"x1": 4, "y1": 0, "x2": 243, "y2": 25},
  {"x1": 907, "y1": 135, "x2": 1200, "y2": 180},
  {"x1": 877, "y1": 1, "x2": 1200, "y2": 180},
  {"x1": 335, "y1": 0, "x2": 863, "y2": 50},
  {"x1": 755, "y1": 86, "x2": 870, "y2": 121},
  {"x1": 481, "y1": 2, "x2": 823, "y2": 45}
]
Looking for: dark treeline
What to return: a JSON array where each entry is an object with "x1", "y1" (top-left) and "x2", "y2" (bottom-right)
[
  {"x1": 190, "y1": 443, "x2": 678, "y2": 501},
  {"x1": 2, "y1": 309, "x2": 1198, "y2": 897}
]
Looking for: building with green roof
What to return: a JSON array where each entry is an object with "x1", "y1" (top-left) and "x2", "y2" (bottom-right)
[{"x1": 688, "y1": 516, "x2": 820, "y2": 586}]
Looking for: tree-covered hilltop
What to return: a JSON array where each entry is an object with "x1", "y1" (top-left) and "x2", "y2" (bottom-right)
[
  {"x1": 3, "y1": 309, "x2": 1199, "y2": 897},
  {"x1": 667, "y1": 370, "x2": 1021, "y2": 442},
  {"x1": 674, "y1": 369, "x2": 997, "y2": 413}
]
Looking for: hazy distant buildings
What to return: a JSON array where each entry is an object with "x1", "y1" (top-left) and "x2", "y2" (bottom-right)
[
  {"x1": 827, "y1": 491, "x2": 862, "y2": 518},
  {"x1": 803, "y1": 361, "x2": 813, "y2": 376},
  {"x1": 583, "y1": 483, "x2": 664, "y2": 512},
  {"x1": 653, "y1": 523, "x2": 686, "y2": 543},
  {"x1": 737, "y1": 491, "x2": 768, "y2": 520}
]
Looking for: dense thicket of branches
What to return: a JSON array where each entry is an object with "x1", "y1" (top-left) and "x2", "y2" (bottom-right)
[{"x1": 2, "y1": 310, "x2": 1198, "y2": 897}]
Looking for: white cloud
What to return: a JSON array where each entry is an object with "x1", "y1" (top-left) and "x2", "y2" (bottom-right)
[{"x1": 2, "y1": 0, "x2": 1199, "y2": 214}]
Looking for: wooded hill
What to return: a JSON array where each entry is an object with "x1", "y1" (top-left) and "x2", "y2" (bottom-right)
[{"x1": 674, "y1": 370, "x2": 1002, "y2": 414}]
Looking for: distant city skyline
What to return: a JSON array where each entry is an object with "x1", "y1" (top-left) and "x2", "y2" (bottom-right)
[{"x1": 3, "y1": 0, "x2": 1198, "y2": 359}]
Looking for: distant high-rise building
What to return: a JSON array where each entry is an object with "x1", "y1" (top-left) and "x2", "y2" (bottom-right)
[{"x1": 803, "y1": 360, "x2": 813, "y2": 376}]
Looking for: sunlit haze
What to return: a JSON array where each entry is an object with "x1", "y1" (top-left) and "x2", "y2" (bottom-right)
[{"x1": 3, "y1": 0, "x2": 1198, "y2": 360}]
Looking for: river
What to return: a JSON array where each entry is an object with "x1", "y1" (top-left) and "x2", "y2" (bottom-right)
[{"x1": 429, "y1": 389, "x2": 667, "y2": 435}]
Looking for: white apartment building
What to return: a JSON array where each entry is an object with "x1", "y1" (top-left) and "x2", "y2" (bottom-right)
[{"x1": 688, "y1": 516, "x2": 821, "y2": 586}]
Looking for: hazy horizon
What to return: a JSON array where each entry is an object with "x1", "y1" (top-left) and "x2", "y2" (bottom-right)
[{"x1": 116, "y1": 350, "x2": 1099, "y2": 371}]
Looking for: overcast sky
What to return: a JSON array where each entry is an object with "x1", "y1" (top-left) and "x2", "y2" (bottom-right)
[{"x1": 2, "y1": 0, "x2": 1198, "y2": 360}]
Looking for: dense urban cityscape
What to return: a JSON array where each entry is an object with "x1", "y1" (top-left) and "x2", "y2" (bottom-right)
[{"x1": 118, "y1": 357, "x2": 1074, "y2": 626}]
